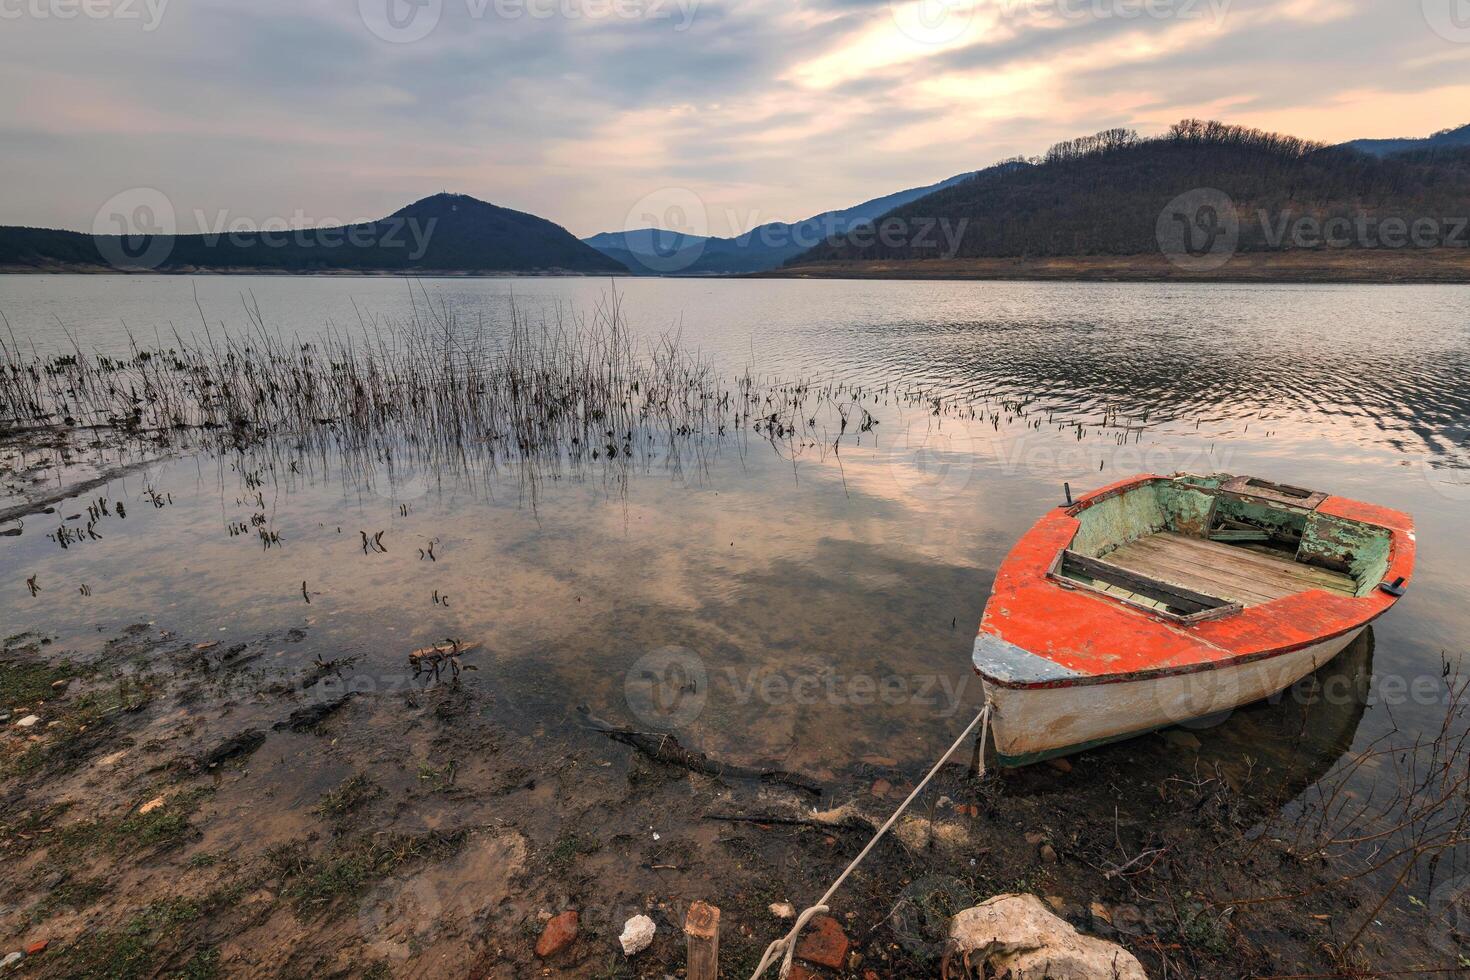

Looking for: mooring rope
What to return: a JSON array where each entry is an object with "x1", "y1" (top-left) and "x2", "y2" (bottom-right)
[{"x1": 748, "y1": 702, "x2": 993, "y2": 980}]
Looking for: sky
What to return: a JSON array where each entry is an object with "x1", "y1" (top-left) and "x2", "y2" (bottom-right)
[{"x1": 1, "y1": 0, "x2": 1468, "y2": 239}]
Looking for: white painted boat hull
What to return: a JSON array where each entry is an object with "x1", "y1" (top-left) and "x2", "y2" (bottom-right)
[{"x1": 983, "y1": 627, "x2": 1365, "y2": 764}]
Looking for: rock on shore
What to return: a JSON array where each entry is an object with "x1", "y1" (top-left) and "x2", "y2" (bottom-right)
[{"x1": 944, "y1": 894, "x2": 1148, "y2": 979}]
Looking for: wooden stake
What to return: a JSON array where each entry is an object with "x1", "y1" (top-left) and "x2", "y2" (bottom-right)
[{"x1": 685, "y1": 900, "x2": 720, "y2": 980}]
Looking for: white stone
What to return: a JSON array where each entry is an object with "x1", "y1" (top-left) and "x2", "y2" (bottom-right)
[
  {"x1": 619, "y1": 914, "x2": 656, "y2": 956},
  {"x1": 14, "y1": 715, "x2": 39, "y2": 729},
  {"x1": 769, "y1": 901, "x2": 795, "y2": 920},
  {"x1": 945, "y1": 894, "x2": 1149, "y2": 980}
]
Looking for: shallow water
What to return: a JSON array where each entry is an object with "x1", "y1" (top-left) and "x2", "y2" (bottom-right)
[{"x1": 2, "y1": 274, "x2": 1467, "y2": 798}]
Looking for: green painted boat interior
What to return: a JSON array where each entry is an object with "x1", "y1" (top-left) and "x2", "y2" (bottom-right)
[{"x1": 1063, "y1": 476, "x2": 1391, "y2": 607}]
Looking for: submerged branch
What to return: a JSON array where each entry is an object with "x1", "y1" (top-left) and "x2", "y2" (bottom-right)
[{"x1": 601, "y1": 727, "x2": 825, "y2": 798}]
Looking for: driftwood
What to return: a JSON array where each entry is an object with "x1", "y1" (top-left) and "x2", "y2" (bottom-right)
[
  {"x1": 273, "y1": 694, "x2": 353, "y2": 733},
  {"x1": 188, "y1": 728, "x2": 265, "y2": 771},
  {"x1": 575, "y1": 705, "x2": 823, "y2": 796},
  {"x1": 219, "y1": 642, "x2": 264, "y2": 667},
  {"x1": 685, "y1": 901, "x2": 720, "y2": 980},
  {"x1": 409, "y1": 640, "x2": 479, "y2": 682},
  {"x1": 603, "y1": 728, "x2": 824, "y2": 797},
  {"x1": 702, "y1": 810, "x2": 875, "y2": 834}
]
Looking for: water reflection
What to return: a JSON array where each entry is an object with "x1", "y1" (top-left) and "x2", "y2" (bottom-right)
[
  {"x1": 1192, "y1": 629, "x2": 1374, "y2": 804},
  {"x1": 0, "y1": 413, "x2": 1383, "y2": 801}
]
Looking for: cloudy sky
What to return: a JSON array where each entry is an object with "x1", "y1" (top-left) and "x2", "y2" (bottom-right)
[{"x1": 2, "y1": 0, "x2": 1467, "y2": 239}]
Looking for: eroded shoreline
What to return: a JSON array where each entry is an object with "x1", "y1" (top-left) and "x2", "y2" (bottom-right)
[{"x1": 0, "y1": 596, "x2": 1460, "y2": 977}]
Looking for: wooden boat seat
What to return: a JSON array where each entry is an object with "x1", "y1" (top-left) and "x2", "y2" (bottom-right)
[{"x1": 1102, "y1": 531, "x2": 1357, "y2": 607}]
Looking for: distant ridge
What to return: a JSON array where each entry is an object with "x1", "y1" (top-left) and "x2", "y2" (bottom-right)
[
  {"x1": 1345, "y1": 123, "x2": 1470, "y2": 158},
  {"x1": 0, "y1": 193, "x2": 627, "y2": 275},
  {"x1": 583, "y1": 170, "x2": 980, "y2": 275}
]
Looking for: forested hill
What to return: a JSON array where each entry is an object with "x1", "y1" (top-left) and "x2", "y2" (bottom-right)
[
  {"x1": 792, "y1": 121, "x2": 1470, "y2": 265},
  {"x1": 0, "y1": 194, "x2": 627, "y2": 275},
  {"x1": 1347, "y1": 123, "x2": 1470, "y2": 158}
]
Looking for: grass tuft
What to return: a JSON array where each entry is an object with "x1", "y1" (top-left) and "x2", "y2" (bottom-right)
[
  {"x1": 314, "y1": 773, "x2": 382, "y2": 822},
  {"x1": 274, "y1": 830, "x2": 467, "y2": 911}
]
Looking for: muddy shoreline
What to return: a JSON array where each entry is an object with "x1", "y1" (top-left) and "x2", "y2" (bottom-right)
[
  {"x1": 0, "y1": 609, "x2": 1455, "y2": 977},
  {"x1": 763, "y1": 249, "x2": 1470, "y2": 284}
]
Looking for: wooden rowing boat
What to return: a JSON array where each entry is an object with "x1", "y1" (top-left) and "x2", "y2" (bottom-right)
[{"x1": 974, "y1": 473, "x2": 1414, "y2": 765}]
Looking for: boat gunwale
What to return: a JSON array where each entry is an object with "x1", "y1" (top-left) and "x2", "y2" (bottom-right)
[{"x1": 976, "y1": 614, "x2": 1388, "y2": 690}]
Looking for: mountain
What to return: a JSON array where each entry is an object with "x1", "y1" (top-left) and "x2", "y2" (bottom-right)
[
  {"x1": 583, "y1": 171, "x2": 980, "y2": 275},
  {"x1": 583, "y1": 231, "x2": 712, "y2": 277},
  {"x1": 1345, "y1": 123, "x2": 1470, "y2": 158},
  {"x1": 789, "y1": 120, "x2": 1470, "y2": 267},
  {"x1": 0, "y1": 193, "x2": 627, "y2": 275}
]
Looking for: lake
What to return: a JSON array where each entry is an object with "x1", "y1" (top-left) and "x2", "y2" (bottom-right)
[
  {"x1": 2, "y1": 274, "x2": 1467, "y2": 973},
  {"x1": 3, "y1": 274, "x2": 1467, "y2": 761}
]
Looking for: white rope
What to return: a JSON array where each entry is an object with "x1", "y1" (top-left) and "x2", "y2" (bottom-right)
[{"x1": 749, "y1": 702, "x2": 993, "y2": 980}]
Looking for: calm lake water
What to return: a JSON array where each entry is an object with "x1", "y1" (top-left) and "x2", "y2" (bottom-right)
[{"x1": 2, "y1": 274, "x2": 1467, "y2": 790}]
